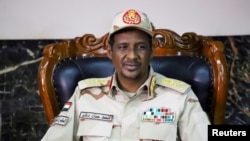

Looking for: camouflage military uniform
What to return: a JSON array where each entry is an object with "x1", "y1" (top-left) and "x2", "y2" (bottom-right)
[{"x1": 41, "y1": 67, "x2": 210, "y2": 141}]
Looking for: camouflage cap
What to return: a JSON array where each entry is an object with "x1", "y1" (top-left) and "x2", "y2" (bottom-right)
[{"x1": 109, "y1": 9, "x2": 153, "y2": 37}]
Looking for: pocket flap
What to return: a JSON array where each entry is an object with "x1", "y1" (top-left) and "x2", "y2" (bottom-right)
[
  {"x1": 139, "y1": 122, "x2": 177, "y2": 140},
  {"x1": 77, "y1": 119, "x2": 113, "y2": 137}
]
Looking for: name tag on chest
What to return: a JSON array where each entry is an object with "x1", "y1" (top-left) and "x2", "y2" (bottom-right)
[{"x1": 79, "y1": 112, "x2": 113, "y2": 122}]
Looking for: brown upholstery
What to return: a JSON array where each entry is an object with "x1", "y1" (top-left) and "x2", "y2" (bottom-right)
[{"x1": 38, "y1": 28, "x2": 229, "y2": 125}]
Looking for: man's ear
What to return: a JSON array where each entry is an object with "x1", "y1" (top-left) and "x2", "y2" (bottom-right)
[{"x1": 106, "y1": 45, "x2": 112, "y2": 59}]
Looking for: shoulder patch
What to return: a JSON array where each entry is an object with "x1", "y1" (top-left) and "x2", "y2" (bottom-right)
[
  {"x1": 78, "y1": 77, "x2": 111, "y2": 91},
  {"x1": 155, "y1": 75, "x2": 190, "y2": 94},
  {"x1": 51, "y1": 116, "x2": 69, "y2": 126}
]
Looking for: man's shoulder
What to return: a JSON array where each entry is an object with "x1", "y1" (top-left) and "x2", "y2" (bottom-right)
[
  {"x1": 78, "y1": 76, "x2": 112, "y2": 90},
  {"x1": 154, "y1": 73, "x2": 191, "y2": 94}
]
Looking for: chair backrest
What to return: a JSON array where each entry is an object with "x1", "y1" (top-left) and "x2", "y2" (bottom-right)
[{"x1": 38, "y1": 28, "x2": 229, "y2": 125}]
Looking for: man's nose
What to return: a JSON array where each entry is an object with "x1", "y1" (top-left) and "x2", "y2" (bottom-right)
[{"x1": 126, "y1": 48, "x2": 137, "y2": 59}]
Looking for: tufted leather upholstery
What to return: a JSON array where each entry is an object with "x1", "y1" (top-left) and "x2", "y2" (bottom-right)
[{"x1": 53, "y1": 56, "x2": 212, "y2": 113}]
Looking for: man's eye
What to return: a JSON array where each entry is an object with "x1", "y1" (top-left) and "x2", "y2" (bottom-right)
[
  {"x1": 118, "y1": 45, "x2": 127, "y2": 50},
  {"x1": 137, "y1": 45, "x2": 146, "y2": 50}
]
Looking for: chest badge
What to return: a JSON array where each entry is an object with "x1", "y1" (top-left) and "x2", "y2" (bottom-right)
[{"x1": 142, "y1": 107, "x2": 175, "y2": 123}]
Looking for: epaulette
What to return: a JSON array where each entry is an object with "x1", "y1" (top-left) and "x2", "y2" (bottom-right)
[
  {"x1": 78, "y1": 77, "x2": 111, "y2": 90},
  {"x1": 155, "y1": 75, "x2": 191, "y2": 94}
]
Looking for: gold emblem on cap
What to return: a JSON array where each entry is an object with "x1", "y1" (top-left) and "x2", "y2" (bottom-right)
[{"x1": 122, "y1": 9, "x2": 141, "y2": 24}]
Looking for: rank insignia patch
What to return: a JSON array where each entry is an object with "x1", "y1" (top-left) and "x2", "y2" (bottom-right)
[
  {"x1": 61, "y1": 102, "x2": 72, "y2": 111},
  {"x1": 142, "y1": 107, "x2": 175, "y2": 123},
  {"x1": 52, "y1": 116, "x2": 69, "y2": 126},
  {"x1": 79, "y1": 112, "x2": 113, "y2": 122}
]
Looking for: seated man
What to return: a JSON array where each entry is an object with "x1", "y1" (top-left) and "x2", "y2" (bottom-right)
[{"x1": 41, "y1": 9, "x2": 210, "y2": 141}]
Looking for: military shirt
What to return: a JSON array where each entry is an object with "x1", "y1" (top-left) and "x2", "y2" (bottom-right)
[{"x1": 41, "y1": 67, "x2": 210, "y2": 141}]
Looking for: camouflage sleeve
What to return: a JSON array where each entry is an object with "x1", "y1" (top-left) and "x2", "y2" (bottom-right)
[
  {"x1": 177, "y1": 90, "x2": 211, "y2": 141},
  {"x1": 41, "y1": 86, "x2": 81, "y2": 141}
]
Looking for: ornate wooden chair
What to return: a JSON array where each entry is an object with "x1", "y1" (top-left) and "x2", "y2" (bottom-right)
[{"x1": 38, "y1": 28, "x2": 229, "y2": 125}]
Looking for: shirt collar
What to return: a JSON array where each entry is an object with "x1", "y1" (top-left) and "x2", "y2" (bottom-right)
[{"x1": 108, "y1": 66, "x2": 157, "y2": 100}]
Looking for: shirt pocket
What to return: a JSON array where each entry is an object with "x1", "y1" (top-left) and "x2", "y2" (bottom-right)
[
  {"x1": 77, "y1": 119, "x2": 113, "y2": 140},
  {"x1": 139, "y1": 122, "x2": 177, "y2": 141}
]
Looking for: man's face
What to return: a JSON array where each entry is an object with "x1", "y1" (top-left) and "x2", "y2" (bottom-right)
[{"x1": 107, "y1": 29, "x2": 153, "y2": 80}]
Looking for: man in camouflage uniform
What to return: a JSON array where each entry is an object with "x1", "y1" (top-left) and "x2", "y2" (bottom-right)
[{"x1": 41, "y1": 9, "x2": 210, "y2": 141}]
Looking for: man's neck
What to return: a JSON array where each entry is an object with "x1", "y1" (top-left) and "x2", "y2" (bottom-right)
[{"x1": 117, "y1": 75, "x2": 148, "y2": 93}]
